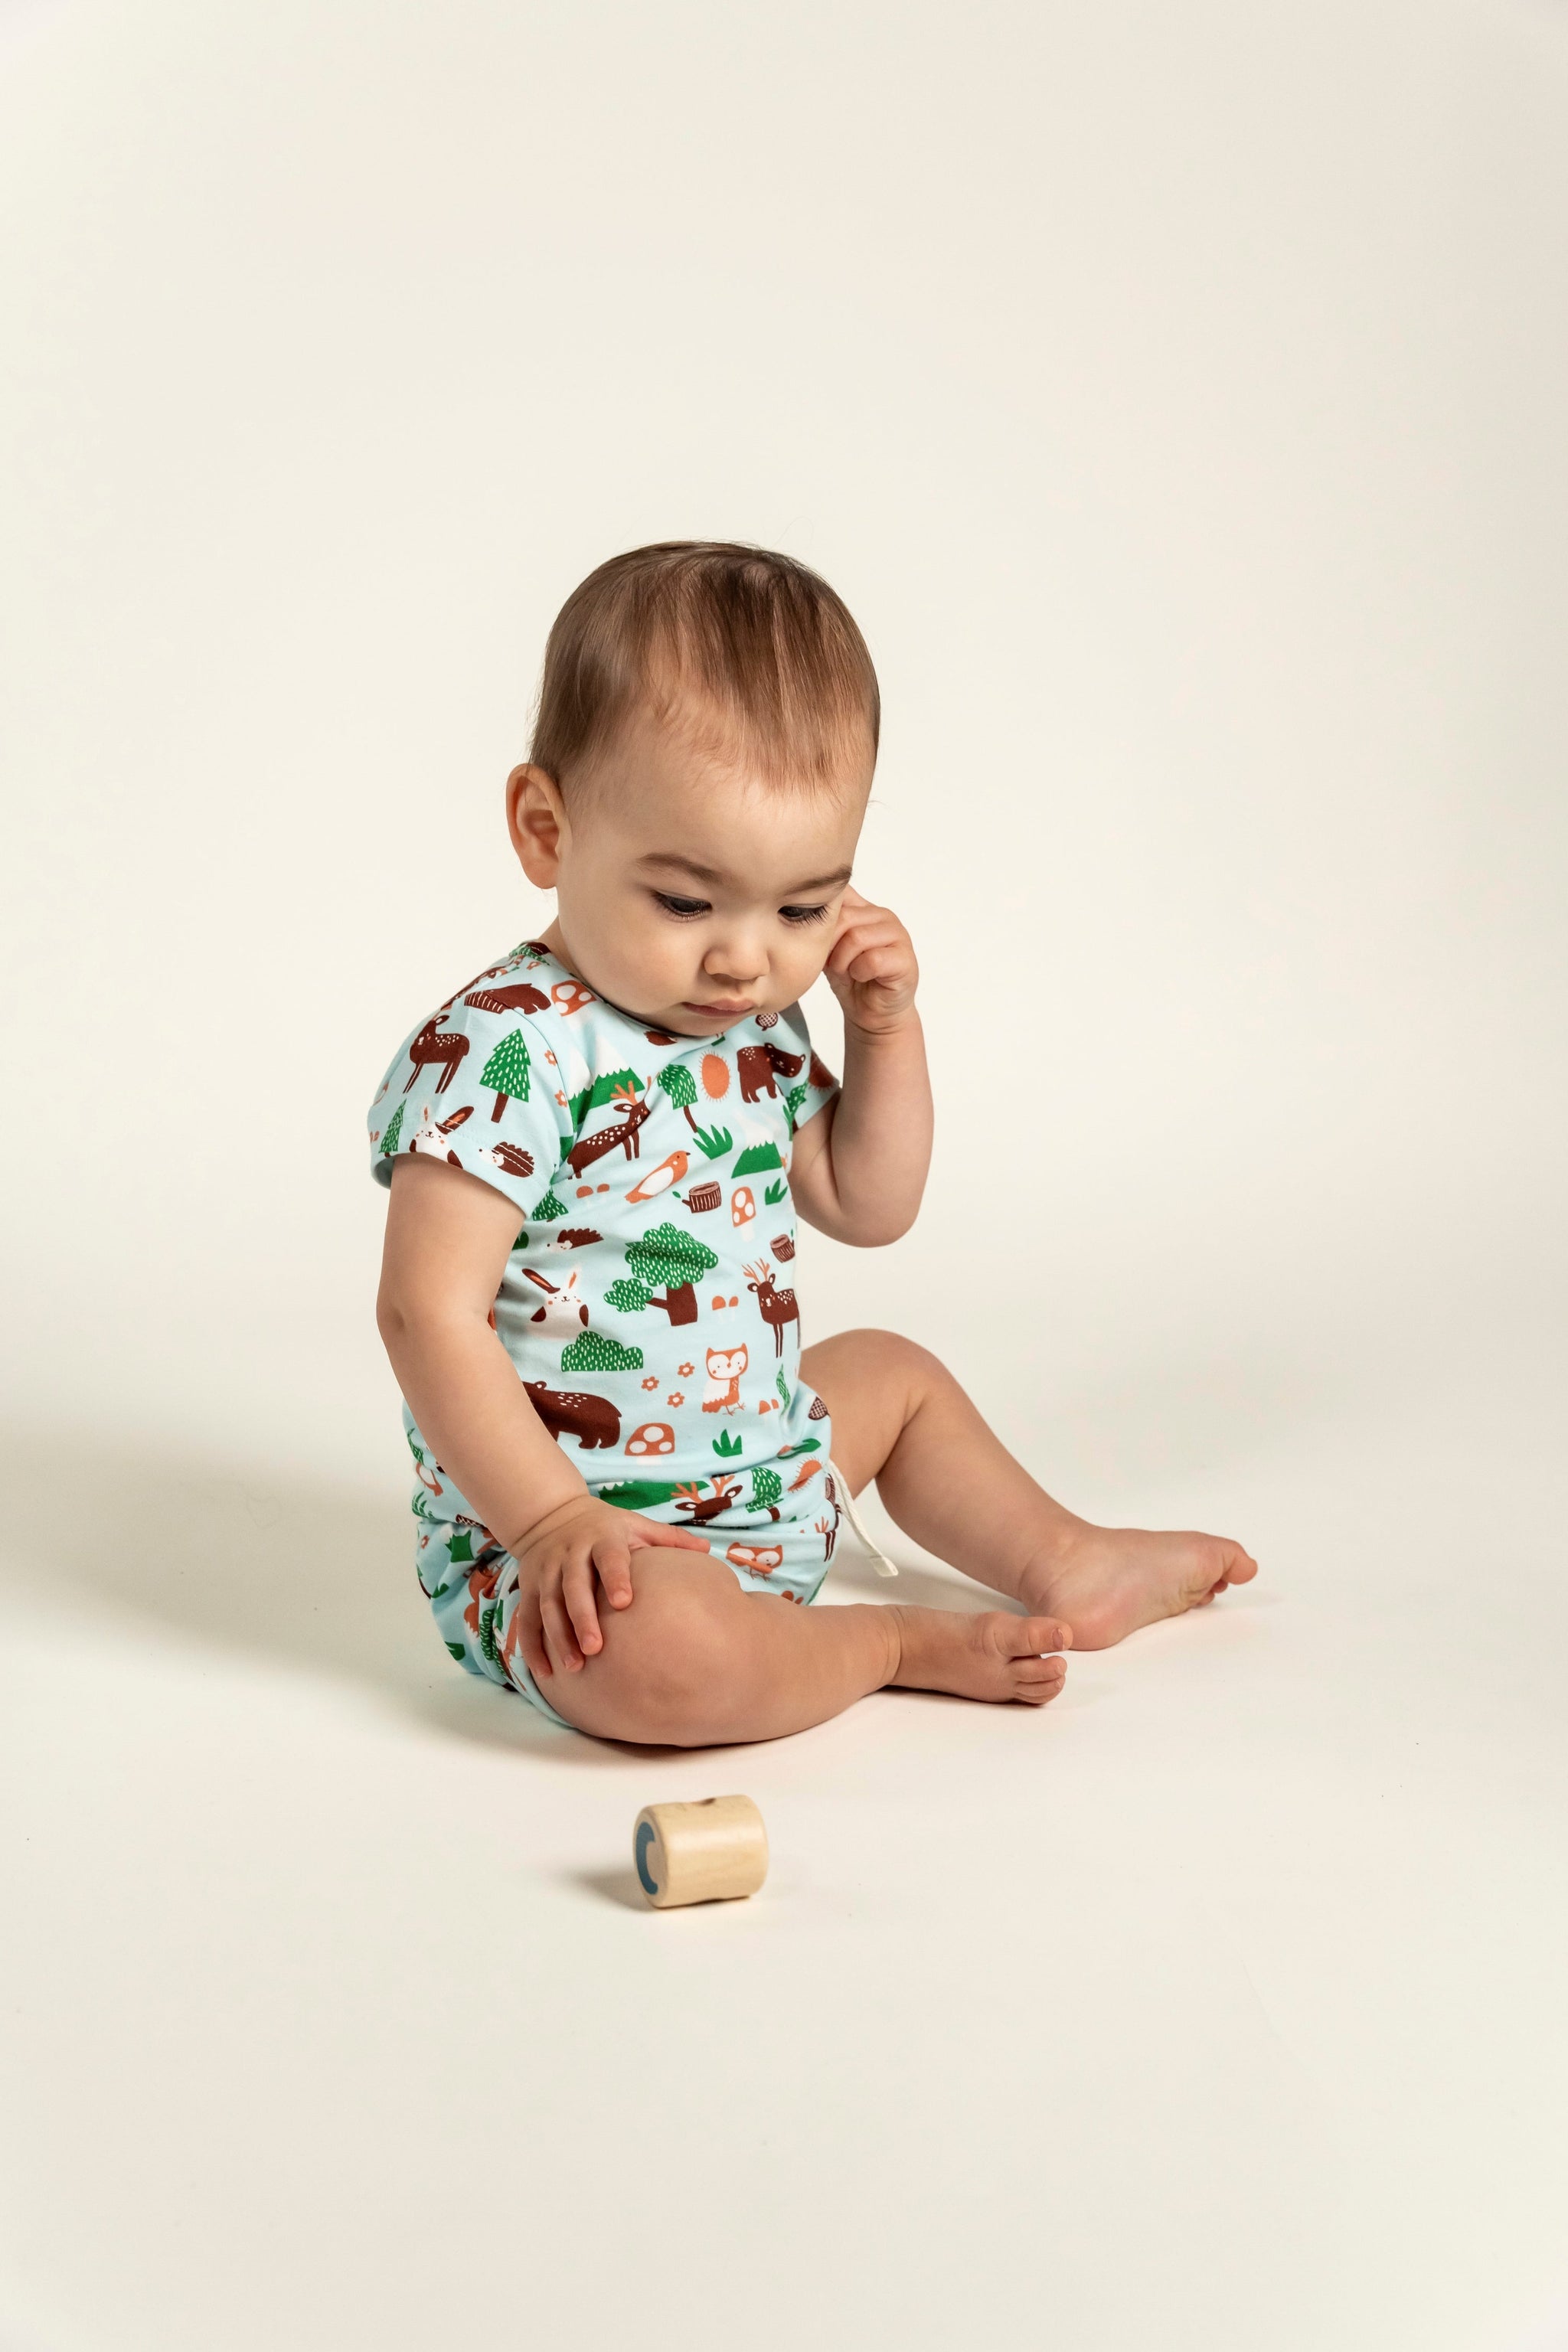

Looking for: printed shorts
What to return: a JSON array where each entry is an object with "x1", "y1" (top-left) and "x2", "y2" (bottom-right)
[{"x1": 417, "y1": 1492, "x2": 841, "y2": 1732}]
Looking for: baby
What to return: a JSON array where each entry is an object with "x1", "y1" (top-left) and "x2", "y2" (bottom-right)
[{"x1": 370, "y1": 541, "x2": 1257, "y2": 1745}]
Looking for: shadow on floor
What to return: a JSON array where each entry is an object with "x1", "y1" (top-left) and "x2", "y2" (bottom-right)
[
  {"x1": 3, "y1": 1424, "x2": 978, "y2": 1762},
  {"x1": 4, "y1": 1425, "x2": 635, "y2": 1762}
]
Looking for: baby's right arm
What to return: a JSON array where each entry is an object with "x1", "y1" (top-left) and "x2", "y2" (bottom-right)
[{"x1": 376, "y1": 1155, "x2": 708, "y2": 1680}]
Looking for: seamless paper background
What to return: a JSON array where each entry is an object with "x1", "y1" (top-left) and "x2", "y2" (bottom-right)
[{"x1": 3, "y1": 5, "x2": 1566, "y2": 2349}]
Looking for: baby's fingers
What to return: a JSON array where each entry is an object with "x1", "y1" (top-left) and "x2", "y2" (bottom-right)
[
  {"x1": 539, "y1": 1579, "x2": 584, "y2": 1675},
  {"x1": 513, "y1": 1589, "x2": 553, "y2": 1682},
  {"x1": 629, "y1": 1516, "x2": 711, "y2": 1554},
  {"x1": 562, "y1": 1551, "x2": 607, "y2": 1655}
]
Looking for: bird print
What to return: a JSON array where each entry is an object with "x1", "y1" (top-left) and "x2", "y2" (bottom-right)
[{"x1": 626, "y1": 1149, "x2": 690, "y2": 1204}]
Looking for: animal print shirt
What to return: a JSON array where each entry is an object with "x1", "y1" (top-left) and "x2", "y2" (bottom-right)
[{"x1": 368, "y1": 938, "x2": 844, "y2": 1603}]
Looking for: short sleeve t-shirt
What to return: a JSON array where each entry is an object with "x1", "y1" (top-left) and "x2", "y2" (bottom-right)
[{"x1": 368, "y1": 938, "x2": 842, "y2": 1586}]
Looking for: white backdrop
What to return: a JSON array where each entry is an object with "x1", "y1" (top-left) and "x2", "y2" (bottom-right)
[{"x1": 4, "y1": 5, "x2": 1566, "y2": 2349}]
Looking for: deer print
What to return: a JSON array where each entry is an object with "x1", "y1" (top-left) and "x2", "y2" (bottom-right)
[
  {"x1": 567, "y1": 1084, "x2": 652, "y2": 1178},
  {"x1": 672, "y1": 1475, "x2": 742, "y2": 1526},
  {"x1": 410, "y1": 1103, "x2": 474, "y2": 1163},
  {"x1": 701, "y1": 1344, "x2": 748, "y2": 1413},
  {"x1": 403, "y1": 1016, "x2": 469, "y2": 1094},
  {"x1": 743, "y1": 1258, "x2": 801, "y2": 1356}
]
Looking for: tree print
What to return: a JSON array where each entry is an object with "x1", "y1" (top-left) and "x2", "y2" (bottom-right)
[
  {"x1": 603, "y1": 1221, "x2": 720, "y2": 1328},
  {"x1": 784, "y1": 1082, "x2": 808, "y2": 1135},
  {"x1": 750, "y1": 1466, "x2": 783, "y2": 1520},
  {"x1": 380, "y1": 1101, "x2": 405, "y2": 1156},
  {"x1": 447, "y1": 1527, "x2": 476, "y2": 1566},
  {"x1": 561, "y1": 1331, "x2": 645, "y2": 1373},
  {"x1": 481, "y1": 1030, "x2": 531, "y2": 1119},
  {"x1": 658, "y1": 1060, "x2": 700, "y2": 1129},
  {"x1": 532, "y1": 1188, "x2": 569, "y2": 1222}
]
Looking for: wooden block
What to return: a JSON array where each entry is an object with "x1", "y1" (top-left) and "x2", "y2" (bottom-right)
[{"x1": 633, "y1": 1795, "x2": 769, "y2": 1908}]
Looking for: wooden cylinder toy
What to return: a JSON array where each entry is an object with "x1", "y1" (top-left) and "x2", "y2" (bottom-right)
[{"x1": 633, "y1": 1795, "x2": 769, "y2": 1909}]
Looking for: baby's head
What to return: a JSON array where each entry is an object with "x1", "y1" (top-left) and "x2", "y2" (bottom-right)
[{"x1": 508, "y1": 542, "x2": 877, "y2": 1035}]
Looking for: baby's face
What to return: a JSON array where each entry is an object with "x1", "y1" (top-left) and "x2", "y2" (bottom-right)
[{"x1": 509, "y1": 704, "x2": 869, "y2": 1037}]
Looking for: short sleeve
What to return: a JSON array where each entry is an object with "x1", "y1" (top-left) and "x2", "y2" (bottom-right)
[
  {"x1": 776, "y1": 1004, "x2": 840, "y2": 1138},
  {"x1": 368, "y1": 998, "x2": 570, "y2": 1220}
]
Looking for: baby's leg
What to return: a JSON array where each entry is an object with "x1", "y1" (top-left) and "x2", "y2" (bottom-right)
[
  {"x1": 537, "y1": 1553, "x2": 1072, "y2": 1748},
  {"x1": 804, "y1": 1330, "x2": 1259, "y2": 1649}
]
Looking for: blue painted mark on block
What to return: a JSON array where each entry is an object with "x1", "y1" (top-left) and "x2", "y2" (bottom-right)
[{"x1": 635, "y1": 1820, "x2": 660, "y2": 1897}]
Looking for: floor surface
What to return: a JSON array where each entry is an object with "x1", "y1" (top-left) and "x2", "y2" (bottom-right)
[{"x1": 5, "y1": 1369, "x2": 1566, "y2": 2352}]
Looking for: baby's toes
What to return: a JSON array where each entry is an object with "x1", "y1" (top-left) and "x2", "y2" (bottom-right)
[
  {"x1": 1014, "y1": 1654, "x2": 1067, "y2": 1706},
  {"x1": 1012, "y1": 1614, "x2": 1072, "y2": 1658}
]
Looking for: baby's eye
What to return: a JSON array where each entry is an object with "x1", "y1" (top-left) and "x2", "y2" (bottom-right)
[
  {"x1": 779, "y1": 903, "x2": 830, "y2": 926},
  {"x1": 653, "y1": 892, "x2": 710, "y2": 920}
]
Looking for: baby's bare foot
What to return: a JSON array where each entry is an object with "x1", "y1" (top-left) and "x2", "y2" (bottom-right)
[
  {"x1": 888, "y1": 1606, "x2": 1072, "y2": 1706},
  {"x1": 1024, "y1": 1524, "x2": 1259, "y2": 1651}
]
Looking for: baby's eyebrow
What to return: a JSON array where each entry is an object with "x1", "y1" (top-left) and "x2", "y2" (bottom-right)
[{"x1": 639, "y1": 853, "x2": 853, "y2": 895}]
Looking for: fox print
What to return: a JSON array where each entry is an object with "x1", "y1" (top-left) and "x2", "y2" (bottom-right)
[{"x1": 701, "y1": 1344, "x2": 748, "y2": 1414}]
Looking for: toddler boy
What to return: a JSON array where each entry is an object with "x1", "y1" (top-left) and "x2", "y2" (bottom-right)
[{"x1": 371, "y1": 542, "x2": 1256, "y2": 1744}]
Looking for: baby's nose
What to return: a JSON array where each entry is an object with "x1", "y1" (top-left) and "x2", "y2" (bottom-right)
[{"x1": 703, "y1": 939, "x2": 767, "y2": 985}]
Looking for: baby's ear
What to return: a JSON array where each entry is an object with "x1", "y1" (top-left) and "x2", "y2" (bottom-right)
[{"x1": 507, "y1": 763, "x2": 567, "y2": 887}]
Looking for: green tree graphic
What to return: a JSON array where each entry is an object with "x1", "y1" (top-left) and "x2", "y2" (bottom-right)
[
  {"x1": 784, "y1": 1082, "x2": 808, "y2": 1135},
  {"x1": 379, "y1": 1101, "x2": 404, "y2": 1155},
  {"x1": 658, "y1": 1060, "x2": 699, "y2": 1129},
  {"x1": 603, "y1": 1221, "x2": 720, "y2": 1328},
  {"x1": 480, "y1": 1030, "x2": 531, "y2": 1119},
  {"x1": 750, "y1": 1466, "x2": 783, "y2": 1520},
  {"x1": 446, "y1": 1527, "x2": 475, "y2": 1566},
  {"x1": 532, "y1": 1188, "x2": 569, "y2": 1222},
  {"x1": 560, "y1": 1331, "x2": 645, "y2": 1373}
]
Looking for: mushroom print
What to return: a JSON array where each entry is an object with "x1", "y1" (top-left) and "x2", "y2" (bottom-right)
[
  {"x1": 626, "y1": 1423, "x2": 676, "y2": 1458},
  {"x1": 732, "y1": 1187, "x2": 756, "y2": 1227}
]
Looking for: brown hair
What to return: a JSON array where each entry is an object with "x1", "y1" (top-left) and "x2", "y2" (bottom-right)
[{"x1": 529, "y1": 541, "x2": 878, "y2": 792}]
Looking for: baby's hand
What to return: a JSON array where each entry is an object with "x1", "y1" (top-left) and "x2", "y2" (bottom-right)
[
  {"x1": 825, "y1": 886, "x2": 919, "y2": 1035},
  {"x1": 508, "y1": 1498, "x2": 710, "y2": 1680}
]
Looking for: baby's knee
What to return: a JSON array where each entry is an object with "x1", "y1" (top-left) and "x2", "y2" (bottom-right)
[
  {"x1": 815, "y1": 1326, "x2": 954, "y2": 1397},
  {"x1": 574, "y1": 1560, "x2": 747, "y2": 1747}
]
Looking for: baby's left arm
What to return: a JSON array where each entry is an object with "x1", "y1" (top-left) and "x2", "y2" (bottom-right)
[{"x1": 789, "y1": 886, "x2": 933, "y2": 1246}]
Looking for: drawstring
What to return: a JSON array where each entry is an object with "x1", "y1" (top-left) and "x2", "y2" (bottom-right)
[{"x1": 828, "y1": 1460, "x2": 899, "y2": 1578}]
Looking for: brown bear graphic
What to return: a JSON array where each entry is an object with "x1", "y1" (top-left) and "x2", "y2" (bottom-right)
[
  {"x1": 522, "y1": 1382, "x2": 621, "y2": 1450},
  {"x1": 737, "y1": 1043, "x2": 805, "y2": 1102},
  {"x1": 463, "y1": 982, "x2": 550, "y2": 1015}
]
